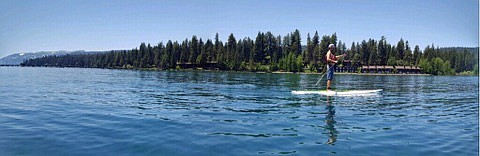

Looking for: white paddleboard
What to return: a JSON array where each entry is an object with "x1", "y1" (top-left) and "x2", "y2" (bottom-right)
[{"x1": 292, "y1": 89, "x2": 383, "y2": 96}]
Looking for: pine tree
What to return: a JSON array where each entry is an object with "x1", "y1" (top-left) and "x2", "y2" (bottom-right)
[
  {"x1": 396, "y1": 38, "x2": 405, "y2": 62},
  {"x1": 360, "y1": 40, "x2": 368, "y2": 65},
  {"x1": 162, "y1": 41, "x2": 173, "y2": 69},
  {"x1": 368, "y1": 39, "x2": 377, "y2": 65},
  {"x1": 378, "y1": 36, "x2": 387, "y2": 65},
  {"x1": 205, "y1": 39, "x2": 214, "y2": 62},
  {"x1": 154, "y1": 42, "x2": 164, "y2": 68},
  {"x1": 265, "y1": 32, "x2": 276, "y2": 64},
  {"x1": 312, "y1": 31, "x2": 320, "y2": 66},
  {"x1": 413, "y1": 45, "x2": 421, "y2": 66},
  {"x1": 349, "y1": 42, "x2": 357, "y2": 65},
  {"x1": 188, "y1": 36, "x2": 199, "y2": 63},
  {"x1": 306, "y1": 33, "x2": 313, "y2": 64},
  {"x1": 319, "y1": 35, "x2": 331, "y2": 66},
  {"x1": 330, "y1": 33, "x2": 337, "y2": 46},
  {"x1": 180, "y1": 39, "x2": 189, "y2": 63},
  {"x1": 404, "y1": 40, "x2": 412, "y2": 65},
  {"x1": 291, "y1": 29, "x2": 302, "y2": 56},
  {"x1": 138, "y1": 43, "x2": 147, "y2": 68},
  {"x1": 254, "y1": 32, "x2": 265, "y2": 63},
  {"x1": 196, "y1": 38, "x2": 206, "y2": 67},
  {"x1": 214, "y1": 33, "x2": 220, "y2": 62},
  {"x1": 172, "y1": 41, "x2": 180, "y2": 68},
  {"x1": 226, "y1": 33, "x2": 237, "y2": 69}
]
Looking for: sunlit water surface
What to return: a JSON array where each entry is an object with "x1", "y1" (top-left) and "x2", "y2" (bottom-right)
[{"x1": 0, "y1": 67, "x2": 478, "y2": 155}]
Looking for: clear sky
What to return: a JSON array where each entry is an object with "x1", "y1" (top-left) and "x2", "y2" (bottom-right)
[{"x1": 0, "y1": 0, "x2": 478, "y2": 58}]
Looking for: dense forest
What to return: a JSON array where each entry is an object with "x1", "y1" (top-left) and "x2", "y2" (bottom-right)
[{"x1": 22, "y1": 30, "x2": 478, "y2": 75}]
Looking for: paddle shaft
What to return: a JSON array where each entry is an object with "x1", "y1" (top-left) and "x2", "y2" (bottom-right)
[{"x1": 314, "y1": 64, "x2": 334, "y2": 86}]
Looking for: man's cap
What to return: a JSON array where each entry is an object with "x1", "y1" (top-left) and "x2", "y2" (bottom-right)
[{"x1": 328, "y1": 44, "x2": 335, "y2": 49}]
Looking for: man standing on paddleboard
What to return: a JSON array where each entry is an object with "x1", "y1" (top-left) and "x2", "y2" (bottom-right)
[{"x1": 325, "y1": 44, "x2": 345, "y2": 91}]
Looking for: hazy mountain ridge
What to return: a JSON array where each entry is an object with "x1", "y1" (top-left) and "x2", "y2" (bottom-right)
[
  {"x1": 437, "y1": 47, "x2": 478, "y2": 54},
  {"x1": 0, "y1": 50, "x2": 109, "y2": 65}
]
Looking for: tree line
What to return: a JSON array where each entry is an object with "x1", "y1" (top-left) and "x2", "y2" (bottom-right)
[{"x1": 22, "y1": 29, "x2": 478, "y2": 75}]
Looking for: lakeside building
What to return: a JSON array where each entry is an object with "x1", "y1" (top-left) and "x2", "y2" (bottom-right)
[
  {"x1": 357, "y1": 65, "x2": 422, "y2": 74},
  {"x1": 176, "y1": 60, "x2": 423, "y2": 74},
  {"x1": 176, "y1": 61, "x2": 218, "y2": 69},
  {"x1": 336, "y1": 60, "x2": 422, "y2": 74}
]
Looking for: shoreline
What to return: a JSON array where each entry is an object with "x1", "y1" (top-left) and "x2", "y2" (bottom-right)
[
  {"x1": 20, "y1": 66, "x2": 475, "y2": 76},
  {"x1": 337, "y1": 73, "x2": 431, "y2": 76},
  {"x1": 271, "y1": 71, "x2": 430, "y2": 76},
  {"x1": 194, "y1": 69, "x2": 433, "y2": 76}
]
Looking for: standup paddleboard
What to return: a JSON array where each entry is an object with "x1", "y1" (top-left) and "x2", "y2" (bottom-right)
[{"x1": 292, "y1": 89, "x2": 383, "y2": 96}]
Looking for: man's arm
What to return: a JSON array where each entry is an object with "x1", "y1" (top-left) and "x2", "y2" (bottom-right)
[{"x1": 335, "y1": 54, "x2": 346, "y2": 59}]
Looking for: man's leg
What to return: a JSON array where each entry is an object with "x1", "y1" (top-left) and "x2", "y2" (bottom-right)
[
  {"x1": 326, "y1": 65, "x2": 333, "y2": 90},
  {"x1": 326, "y1": 80, "x2": 331, "y2": 90}
]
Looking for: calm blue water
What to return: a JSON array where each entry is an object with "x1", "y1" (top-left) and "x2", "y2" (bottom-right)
[{"x1": 0, "y1": 67, "x2": 478, "y2": 155}]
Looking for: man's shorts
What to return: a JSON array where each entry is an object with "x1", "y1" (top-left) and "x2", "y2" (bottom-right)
[{"x1": 327, "y1": 65, "x2": 335, "y2": 80}]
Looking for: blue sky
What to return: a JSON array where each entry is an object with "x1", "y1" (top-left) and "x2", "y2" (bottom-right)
[{"x1": 0, "y1": 0, "x2": 478, "y2": 57}]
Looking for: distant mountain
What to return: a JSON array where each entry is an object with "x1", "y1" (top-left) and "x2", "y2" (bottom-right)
[
  {"x1": 437, "y1": 47, "x2": 479, "y2": 54},
  {"x1": 0, "y1": 50, "x2": 109, "y2": 65}
]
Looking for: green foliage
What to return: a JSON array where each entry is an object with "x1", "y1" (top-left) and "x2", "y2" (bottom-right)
[
  {"x1": 459, "y1": 71, "x2": 475, "y2": 76},
  {"x1": 269, "y1": 62, "x2": 279, "y2": 72},
  {"x1": 21, "y1": 30, "x2": 478, "y2": 76},
  {"x1": 396, "y1": 60, "x2": 405, "y2": 66},
  {"x1": 419, "y1": 57, "x2": 455, "y2": 75},
  {"x1": 378, "y1": 36, "x2": 388, "y2": 65},
  {"x1": 296, "y1": 55, "x2": 304, "y2": 72},
  {"x1": 442, "y1": 60, "x2": 455, "y2": 75},
  {"x1": 239, "y1": 61, "x2": 248, "y2": 71},
  {"x1": 306, "y1": 63, "x2": 317, "y2": 73},
  {"x1": 458, "y1": 63, "x2": 479, "y2": 76},
  {"x1": 413, "y1": 45, "x2": 421, "y2": 66},
  {"x1": 258, "y1": 65, "x2": 270, "y2": 72},
  {"x1": 387, "y1": 57, "x2": 396, "y2": 66},
  {"x1": 418, "y1": 58, "x2": 430, "y2": 74}
]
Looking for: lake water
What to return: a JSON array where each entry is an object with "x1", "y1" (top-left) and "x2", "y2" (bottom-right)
[{"x1": 0, "y1": 67, "x2": 478, "y2": 155}]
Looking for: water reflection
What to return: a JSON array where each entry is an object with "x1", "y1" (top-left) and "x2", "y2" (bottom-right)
[{"x1": 325, "y1": 96, "x2": 338, "y2": 145}]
